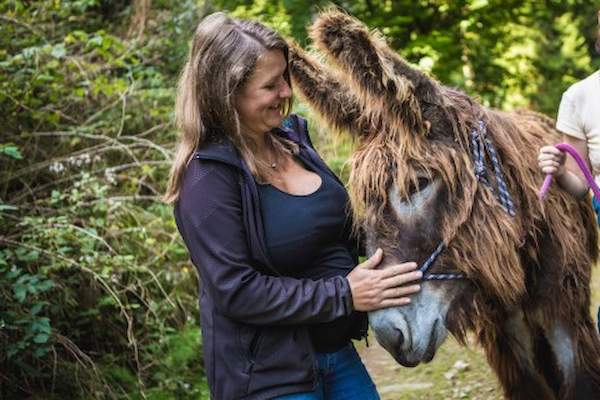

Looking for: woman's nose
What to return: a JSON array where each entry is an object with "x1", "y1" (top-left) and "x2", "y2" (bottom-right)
[{"x1": 280, "y1": 81, "x2": 292, "y2": 98}]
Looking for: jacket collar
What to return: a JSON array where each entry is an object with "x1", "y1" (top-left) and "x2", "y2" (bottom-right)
[{"x1": 194, "y1": 122, "x2": 301, "y2": 169}]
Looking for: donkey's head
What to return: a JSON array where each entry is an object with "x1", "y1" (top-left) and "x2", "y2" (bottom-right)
[{"x1": 289, "y1": 10, "x2": 530, "y2": 366}]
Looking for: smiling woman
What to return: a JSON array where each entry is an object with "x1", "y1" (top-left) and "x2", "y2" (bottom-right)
[
  {"x1": 235, "y1": 50, "x2": 292, "y2": 139},
  {"x1": 163, "y1": 11, "x2": 423, "y2": 400}
]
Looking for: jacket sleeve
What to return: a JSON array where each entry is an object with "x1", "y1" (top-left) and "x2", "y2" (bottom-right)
[{"x1": 174, "y1": 159, "x2": 354, "y2": 325}]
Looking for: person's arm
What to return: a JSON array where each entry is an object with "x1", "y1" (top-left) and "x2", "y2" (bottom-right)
[
  {"x1": 538, "y1": 85, "x2": 591, "y2": 199},
  {"x1": 538, "y1": 135, "x2": 589, "y2": 199},
  {"x1": 175, "y1": 160, "x2": 420, "y2": 325},
  {"x1": 558, "y1": 135, "x2": 590, "y2": 199}
]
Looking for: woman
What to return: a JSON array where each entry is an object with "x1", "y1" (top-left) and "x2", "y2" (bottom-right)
[
  {"x1": 164, "y1": 12, "x2": 422, "y2": 400},
  {"x1": 538, "y1": 10, "x2": 600, "y2": 331}
]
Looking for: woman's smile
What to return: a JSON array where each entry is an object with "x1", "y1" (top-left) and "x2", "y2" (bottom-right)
[{"x1": 235, "y1": 49, "x2": 292, "y2": 137}]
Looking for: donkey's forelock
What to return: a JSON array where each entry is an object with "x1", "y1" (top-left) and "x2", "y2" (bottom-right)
[{"x1": 347, "y1": 90, "x2": 475, "y2": 229}]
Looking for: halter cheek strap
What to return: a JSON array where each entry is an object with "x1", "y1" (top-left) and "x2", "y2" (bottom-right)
[
  {"x1": 419, "y1": 120, "x2": 516, "y2": 281},
  {"x1": 418, "y1": 242, "x2": 463, "y2": 280}
]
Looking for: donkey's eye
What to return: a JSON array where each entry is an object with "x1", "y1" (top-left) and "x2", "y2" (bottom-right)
[{"x1": 407, "y1": 177, "x2": 430, "y2": 197}]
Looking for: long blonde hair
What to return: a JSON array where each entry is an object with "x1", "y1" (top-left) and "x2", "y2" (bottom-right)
[{"x1": 164, "y1": 12, "x2": 294, "y2": 203}]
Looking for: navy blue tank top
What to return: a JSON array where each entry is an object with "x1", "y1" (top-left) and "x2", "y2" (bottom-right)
[
  {"x1": 258, "y1": 163, "x2": 355, "y2": 279},
  {"x1": 257, "y1": 159, "x2": 360, "y2": 351}
]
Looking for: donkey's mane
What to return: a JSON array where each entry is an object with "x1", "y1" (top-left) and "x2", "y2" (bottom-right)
[
  {"x1": 347, "y1": 87, "x2": 600, "y2": 378},
  {"x1": 349, "y1": 85, "x2": 596, "y2": 306}
]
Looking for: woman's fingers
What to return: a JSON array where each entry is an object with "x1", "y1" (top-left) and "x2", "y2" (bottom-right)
[
  {"x1": 380, "y1": 298, "x2": 413, "y2": 308},
  {"x1": 539, "y1": 145, "x2": 563, "y2": 157},
  {"x1": 358, "y1": 248, "x2": 383, "y2": 269},
  {"x1": 538, "y1": 146, "x2": 567, "y2": 177},
  {"x1": 348, "y1": 253, "x2": 423, "y2": 311},
  {"x1": 383, "y1": 269, "x2": 422, "y2": 287},
  {"x1": 382, "y1": 284, "x2": 421, "y2": 299},
  {"x1": 380, "y1": 262, "x2": 418, "y2": 278},
  {"x1": 538, "y1": 147, "x2": 566, "y2": 164}
]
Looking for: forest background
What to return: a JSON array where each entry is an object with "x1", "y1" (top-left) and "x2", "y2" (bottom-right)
[{"x1": 2, "y1": 0, "x2": 600, "y2": 399}]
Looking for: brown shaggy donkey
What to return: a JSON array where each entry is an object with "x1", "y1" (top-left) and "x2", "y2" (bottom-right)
[{"x1": 288, "y1": 10, "x2": 600, "y2": 400}]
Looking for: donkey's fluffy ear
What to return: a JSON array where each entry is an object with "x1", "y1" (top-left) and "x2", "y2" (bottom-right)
[
  {"x1": 311, "y1": 10, "x2": 440, "y2": 103},
  {"x1": 288, "y1": 42, "x2": 370, "y2": 137},
  {"x1": 309, "y1": 10, "x2": 442, "y2": 135},
  {"x1": 310, "y1": 10, "x2": 401, "y2": 102}
]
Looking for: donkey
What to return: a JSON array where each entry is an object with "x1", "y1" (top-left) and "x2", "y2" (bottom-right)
[{"x1": 288, "y1": 10, "x2": 600, "y2": 400}]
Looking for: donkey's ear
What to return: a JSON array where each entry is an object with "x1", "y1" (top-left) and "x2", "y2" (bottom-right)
[
  {"x1": 310, "y1": 10, "x2": 442, "y2": 132},
  {"x1": 288, "y1": 42, "x2": 371, "y2": 137}
]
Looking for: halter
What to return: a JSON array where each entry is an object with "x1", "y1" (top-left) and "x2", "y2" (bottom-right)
[{"x1": 419, "y1": 120, "x2": 516, "y2": 281}]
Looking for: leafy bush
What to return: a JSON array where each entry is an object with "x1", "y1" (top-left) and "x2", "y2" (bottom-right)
[{"x1": 1, "y1": 0, "x2": 203, "y2": 398}]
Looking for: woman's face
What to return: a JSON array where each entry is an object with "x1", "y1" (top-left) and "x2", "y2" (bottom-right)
[{"x1": 236, "y1": 49, "x2": 292, "y2": 138}]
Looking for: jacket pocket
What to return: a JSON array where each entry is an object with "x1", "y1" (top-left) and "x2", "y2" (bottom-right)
[
  {"x1": 237, "y1": 325, "x2": 262, "y2": 374},
  {"x1": 247, "y1": 328, "x2": 263, "y2": 361},
  {"x1": 246, "y1": 326, "x2": 317, "y2": 396}
]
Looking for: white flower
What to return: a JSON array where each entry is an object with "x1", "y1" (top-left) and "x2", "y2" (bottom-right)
[
  {"x1": 49, "y1": 161, "x2": 65, "y2": 174},
  {"x1": 453, "y1": 360, "x2": 469, "y2": 371},
  {"x1": 104, "y1": 167, "x2": 117, "y2": 184}
]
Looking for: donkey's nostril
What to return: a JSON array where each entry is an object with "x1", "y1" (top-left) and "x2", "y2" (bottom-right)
[{"x1": 394, "y1": 327, "x2": 404, "y2": 347}]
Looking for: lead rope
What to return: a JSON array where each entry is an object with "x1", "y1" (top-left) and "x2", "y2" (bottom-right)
[
  {"x1": 538, "y1": 143, "x2": 600, "y2": 200},
  {"x1": 419, "y1": 120, "x2": 516, "y2": 280}
]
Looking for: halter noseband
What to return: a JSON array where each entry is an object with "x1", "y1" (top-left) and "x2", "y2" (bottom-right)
[{"x1": 419, "y1": 120, "x2": 516, "y2": 281}]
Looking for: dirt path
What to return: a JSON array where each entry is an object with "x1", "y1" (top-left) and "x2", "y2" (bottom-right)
[{"x1": 356, "y1": 334, "x2": 501, "y2": 400}]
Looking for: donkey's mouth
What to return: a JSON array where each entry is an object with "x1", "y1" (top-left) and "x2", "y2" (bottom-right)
[
  {"x1": 422, "y1": 321, "x2": 439, "y2": 362},
  {"x1": 394, "y1": 319, "x2": 439, "y2": 367}
]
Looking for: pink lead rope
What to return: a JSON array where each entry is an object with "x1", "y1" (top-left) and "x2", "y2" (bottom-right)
[{"x1": 538, "y1": 143, "x2": 600, "y2": 200}]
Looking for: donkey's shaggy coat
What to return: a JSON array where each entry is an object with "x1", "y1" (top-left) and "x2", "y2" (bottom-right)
[{"x1": 289, "y1": 10, "x2": 600, "y2": 399}]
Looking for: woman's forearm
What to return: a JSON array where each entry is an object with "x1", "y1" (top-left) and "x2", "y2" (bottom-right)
[{"x1": 556, "y1": 170, "x2": 590, "y2": 199}]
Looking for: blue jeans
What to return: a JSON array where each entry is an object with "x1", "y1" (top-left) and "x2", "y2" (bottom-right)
[{"x1": 273, "y1": 343, "x2": 379, "y2": 400}]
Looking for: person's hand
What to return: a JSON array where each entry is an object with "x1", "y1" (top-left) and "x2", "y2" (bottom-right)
[
  {"x1": 346, "y1": 248, "x2": 422, "y2": 312},
  {"x1": 538, "y1": 145, "x2": 566, "y2": 177}
]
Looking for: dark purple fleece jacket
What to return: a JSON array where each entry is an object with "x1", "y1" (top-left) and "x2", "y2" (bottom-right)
[{"x1": 174, "y1": 115, "x2": 366, "y2": 400}]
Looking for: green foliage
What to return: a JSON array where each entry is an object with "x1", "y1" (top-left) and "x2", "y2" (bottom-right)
[
  {"x1": 144, "y1": 326, "x2": 209, "y2": 399},
  {"x1": 1, "y1": 0, "x2": 202, "y2": 398},
  {"x1": 0, "y1": 249, "x2": 54, "y2": 361},
  {"x1": 215, "y1": 0, "x2": 599, "y2": 114},
  {"x1": 0, "y1": 143, "x2": 23, "y2": 159}
]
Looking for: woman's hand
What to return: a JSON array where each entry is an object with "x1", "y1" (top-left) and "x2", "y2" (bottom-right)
[
  {"x1": 346, "y1": 248, "x2": 422, "y2": 312},
  {"x1": 538, "y1": 138, "x2": 590, "y2": 199},
  {"x1": 538, "y1": 145, "x2": 566, "y2": 177}
]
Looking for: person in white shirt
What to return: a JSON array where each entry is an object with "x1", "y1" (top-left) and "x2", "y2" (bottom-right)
[
  {"x1": 538, "y1": 9, "x2": 600, "y2": 332},
  {"x1": 538, "y1": 11, "x2": 600, "y2": 203}
]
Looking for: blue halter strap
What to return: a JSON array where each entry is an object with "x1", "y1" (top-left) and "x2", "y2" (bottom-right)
[
  {"x1": 469, "y1": 120, "x2": 516, "y2": 216},
  {"x1": 419, "y1": 120, "x2": 516, "y2": 281}
]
